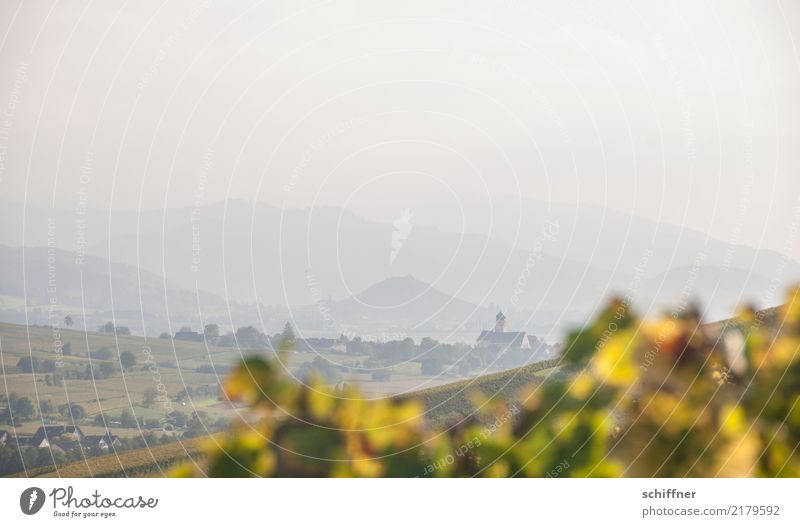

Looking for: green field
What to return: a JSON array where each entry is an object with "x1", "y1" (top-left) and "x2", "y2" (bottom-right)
[
  {"x1": 2, "y1": 320, "x2": 563, "y2": 477},
  {"x1": 0, "y1": 321, "x2": 473, "y2": 423},
  {"x1": 0, "y1": 320, "x2": 495, "y2": 446},
  {"x1": 0, "y1": 322, "x2": 244, "y2": 423}
]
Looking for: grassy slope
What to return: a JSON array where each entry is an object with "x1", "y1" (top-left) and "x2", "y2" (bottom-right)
[
  {"x1": 0, "y1": 322, "x2": 252, "y2": 419},
  {"x1": 396, "y1": 358, "x2": 564, "y2": 427}
]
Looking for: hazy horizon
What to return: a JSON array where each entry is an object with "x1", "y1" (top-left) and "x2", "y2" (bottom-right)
[
  {"x1": 2, "y1": 0, "x2": 800, "y2": 341},
  {"x1": 1, "y1": 0, "x2": 799, "y2": 257}
]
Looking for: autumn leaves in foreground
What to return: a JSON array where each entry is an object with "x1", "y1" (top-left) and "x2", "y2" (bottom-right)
[{"x1": 173, "y1": 287, "x2": 800, "y2": 477}]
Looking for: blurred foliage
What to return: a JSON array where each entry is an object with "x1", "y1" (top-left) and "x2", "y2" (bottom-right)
[{"x1": 173, "y1": 286, "x2": 800, "y2": 477}]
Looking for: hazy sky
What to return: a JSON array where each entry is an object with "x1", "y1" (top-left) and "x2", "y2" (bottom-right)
[{"x1": 1, "y1": 0, "x2": 799, "y2": 255}]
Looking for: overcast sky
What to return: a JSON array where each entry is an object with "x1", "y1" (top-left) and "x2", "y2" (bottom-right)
[{"x1": 1, "y1": 0, "x2": 799, "y2": 256}]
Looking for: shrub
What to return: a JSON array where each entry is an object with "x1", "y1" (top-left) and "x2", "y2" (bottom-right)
[
  {"x1": 15, "y1": 357, "x2": 39, "y2": 374},
  {"x1": 120, "y1": 351, "x2": 137, "y2": 369},
  {"x1": 90, "y1": 347, "x2": 112, "y2": 360}
]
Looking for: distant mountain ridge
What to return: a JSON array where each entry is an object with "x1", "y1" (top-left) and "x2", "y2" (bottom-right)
[
  {"x1": 330, "y1": 274, "x2": 488, "y2": 332},
  {"x1": 1, "y1": 199, "x2": 797, "y2": 333},
  {"x1": 0, "y1": 244, "x2": 234, "y2": 332}
]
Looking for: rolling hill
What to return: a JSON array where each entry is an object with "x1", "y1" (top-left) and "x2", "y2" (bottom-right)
[
  {"x1": 330, "y1": 274, "x2": 489, "y2": 332},
  {"x1": 0, "y1": 244, "x2": 250, "y2": 334}
]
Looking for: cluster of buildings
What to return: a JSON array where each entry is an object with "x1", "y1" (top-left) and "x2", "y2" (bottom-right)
[{"x1": 0, "y1": 425, "x2": 121, "y2": 455}]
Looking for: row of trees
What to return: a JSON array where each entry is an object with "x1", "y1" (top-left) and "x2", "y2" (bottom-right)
[
  {"x1": 0, "y1": 394, "x2": 86, "y2": 423},
  {"x1": 16, "y1": 348, "x2": 137, "y2": 374},
  {"x1": 91, "y1": 408, "x2": 226, "y2": 436},
  {"x1": 159, "y1": 322, "x2": 296, "y2": 349},
  {"x1": 61, "y1": 315, "x2": 131, "y2": 337}
]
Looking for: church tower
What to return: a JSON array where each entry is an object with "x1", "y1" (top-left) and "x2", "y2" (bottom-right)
[{"x1": 494, "y1": 311, "x2": 506, "y2": 333}]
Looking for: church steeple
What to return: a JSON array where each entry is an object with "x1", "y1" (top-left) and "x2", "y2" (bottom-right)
[{"x1": 494, "y1": 311, "x2": 506, "y2": 333}]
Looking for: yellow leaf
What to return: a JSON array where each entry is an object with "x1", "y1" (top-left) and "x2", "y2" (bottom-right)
[{"x1": 594, "y1": 332, "x2": 638, "y2": 387}]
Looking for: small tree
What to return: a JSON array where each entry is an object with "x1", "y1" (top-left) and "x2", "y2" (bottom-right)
[
  {"x1": 99, "y1": 362, "x2": 117, "y2": 378},
  {"x1": 39, "y1": 400, "x2": 54, "y2": 415},
  {"x1": 41, "y1": 359, "x2": 56, "y2": 373},
  {"x1": 281, "y1": 322, "x2": 296, "y2": 345},
  {"x1": 142, "y1": 387, "x2": 159, "y2": 407},
  {"x1": 183, "y1": 411, "x2": 208, "y2": 438},
  {"x1": 420, "y1": 357, "x2": 445, "y2": 375},
  {"x1": 204, "y1": 323, "x2": 220, "y2": 339},
  {"x1": 296, "y1": 356, "x2": 342, "y2": 384},
  {"x1": 170, "y1": 410, "x2": 188, "y2": 428},
  {"x1": 93, "y1": 413, "x2": 108, "y2": 427},
  {"x1": 235, "y1": 326, "x2": 263, "y2": 348},
  {"x1": 16, "y1": 356, "x2": 40, "y2": 374},
  {"x1": 419, "y1": 336, "x2": 438, "y2": 353},
  {"x1": 177, "y1": 387, "x2": 194, "y2": 402},
  {"x1": 120, "y1": 409, "x2": 138, "y2": 428},
  {"x1": 12, "y1": 397, "x2": 36, "y2": 420},
  {"x1": 91, "y1": 347, "x2": 112, "y2": 360},
  {"x1": 59, "y1": 403, "x2": 86, "y2": 421},
  {"x1": 120, "y1": 351, "x2": 137, "y2": 370}
]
